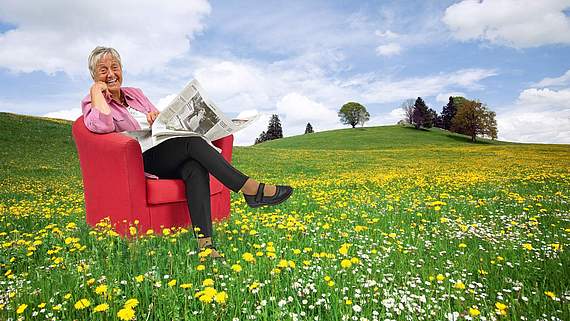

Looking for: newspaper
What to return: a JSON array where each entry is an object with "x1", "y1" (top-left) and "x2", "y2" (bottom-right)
[{"x1": 124, "y1": 79, "x2": 258, "y2": 153}]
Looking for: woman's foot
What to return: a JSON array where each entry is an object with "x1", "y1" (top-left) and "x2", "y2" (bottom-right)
[
  {"x1": 242, "y1": 181, "x2": 293, "y2": 208},
  {"x1": 197, "y1": 237, "x2": 222, "y2": 259},
  {"x1": 241, "y1": 179, "x2": 277, "y2": 197}
]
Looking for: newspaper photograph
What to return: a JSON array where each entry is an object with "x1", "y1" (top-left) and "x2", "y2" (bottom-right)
[{"x1": 124, "y1": 79, "x2": 258, "y2": 152}]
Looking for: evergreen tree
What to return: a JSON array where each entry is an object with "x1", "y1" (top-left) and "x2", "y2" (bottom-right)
[
  {"x1": 255, "y1": 114, "x2": 283, "y2": 144},
  {"x1": 425, "y1": 107, "x2": 438, "y2": 128},
  {"x1": 441, "y1": 96, "x2": 466, "y2": 130},
  {"x1": 266, "y1": 114, "x2": 283, "y2": 140},
  {"x1": 411, "y1": 97, "x2": 429, "y2": 129},
  {"x1": 304, "y1": 122, "x2": 314, "y2": 134}
]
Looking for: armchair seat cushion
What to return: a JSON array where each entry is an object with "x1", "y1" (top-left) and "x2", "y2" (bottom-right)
[{"x1": 146, "y1": 177, "x2": 223, "y2": 205}]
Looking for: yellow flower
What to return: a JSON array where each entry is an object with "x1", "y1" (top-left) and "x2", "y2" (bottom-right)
[
  {"x1": 436, "y1": 274, "x2": 445, "y2": 282},
  {"x1": 345, "y1": 299, "x2": 352, "y2": 305},
  {"x1": 550, "y1": 243, "x2": 561, "y2": 251},
  {"x1": 16, "y1": 304, "x2": 27, "y2": 314},
  {"x1": 167, "y1": 279, "x2": 177, "y2": 287},
  {"x1": 196, "y1": 265, "x2": 206, "y2": 271},
  {"x1": 440, "y1": 217, "x2": 449, "y2": 223},
  {"x1": 117, "y1": 307, "x2": 135, "y2": 320},
  {"x1": 124, "y1": 298, "x2": 139, "y2": 309},
  {"x1": 468, "y1": 307, "x2": 480, "y2": 317},
  {"x1": 214, "y1": 291, "x2": 228, "y2": 304},
  {"x1": 53, "y1": 304, "x2": 62, "y2": 311},
  {"x1": 277, "y1": 259, "x2": 289, "y2": 268},
  {"x1": 87, "y1": 278, "x2": 96, "y2": 286},
  {"x1": 95, "y1": 284, "x2": 108, "y2": 295},
  {"x1": 248, "y1": 281, "x2": 260, "y2": 291},
  {"x1": 74, "y1": 298, "x2": 91, "y2": 310},
  {"x1": 129, "y1": 226, "x2": 137, "y2": 236},
  {"x1": 350, "y1": 257, "x2": 360, "y2": 264},
  {"x1": 328, "y1": 280, "x2": 335, "y2": 287},
  {"x1": 522, "y1": 243, "x2": 533, "y2": 251},
  {"x1": 340, "y1": 259, "x2": 352, "y2": 268},
  {"x1": 93, "y1": 303, "x2": 109, "y2": 312},
  {"x1": 203, "y1": 278, "x2": 215, "y2": 287},
  {"x1": 544, "y1": 291, "x2": 557, "y2": 299},
  {"x1": 180, "y1": 283, "x2": 192, "y2": 289},
  {"x1": 454, "y1": 281, "x2": 466, "y2": 289},
  {"x1": 135, "y1": 275, "x2": 144, "y2": 283},
  {"x1": 242, "y1": 252, "x2": 255, "y2": 262},
  {"x1": 458, "y1": 243, "x2": 467, "y2": 248},
  {"x1": 495, "y1": 302, "x2": 508, "y2": 314},
  {"x1": 38, "y1": 302, "x2": 46, "y2": 308},
  {"x1": 293, "y1": 249, "x2": 301, "y2": 255},
  {"x1": 231, "y1": 264, "x2": 242, "y2": 272},
  {"x1": 64, "y1": 293, "x2": 72, "y2": 300},
  {"x1": 388, "y1": 233, "x2": 397, "y2": 238},
  {"x1": 162, "y1": 228, "x2": 171, "y2": 236}
]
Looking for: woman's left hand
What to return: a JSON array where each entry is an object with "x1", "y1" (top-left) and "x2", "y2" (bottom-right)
[{"x1": 147, "y1": 111, "x2": 160, "y2": 126}]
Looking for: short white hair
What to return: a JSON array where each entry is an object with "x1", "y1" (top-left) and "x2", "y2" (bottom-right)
[{"x1": 88, "y1": 46, "x2": 122, "y2": 80}]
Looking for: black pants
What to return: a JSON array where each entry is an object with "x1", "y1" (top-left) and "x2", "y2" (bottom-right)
[{"x1": 142, "y1": 136, "x2": 249, "y2": 238}]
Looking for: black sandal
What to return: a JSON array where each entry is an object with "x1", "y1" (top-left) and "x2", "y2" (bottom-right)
[{"x1": 243, "y1": 183, "x2": 293, "y2": 208}]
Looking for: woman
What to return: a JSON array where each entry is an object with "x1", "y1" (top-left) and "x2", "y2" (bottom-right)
[{"x1": 82, "y1": 46, "x2": 293, "y2": 259}]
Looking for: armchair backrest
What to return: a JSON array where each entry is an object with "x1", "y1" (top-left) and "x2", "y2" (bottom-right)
[{"x1": 72, "y1": 116, "x2": 148, "y2": 232}]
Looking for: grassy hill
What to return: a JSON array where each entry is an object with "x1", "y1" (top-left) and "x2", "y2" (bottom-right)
[
  {"x1": 253, "y1": 125, "x2": 512, "y2": 150},
  {"x1": 1, "y1": 112, "x2": 569, "y2": 320}
]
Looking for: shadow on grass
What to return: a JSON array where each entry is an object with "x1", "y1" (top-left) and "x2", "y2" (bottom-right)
[
  {"x1": 445, "y1": 134, "x2": 494, "y2": 144},
  {"x1": 402, "y1": 126, "x2": 430, "y2": 132}
]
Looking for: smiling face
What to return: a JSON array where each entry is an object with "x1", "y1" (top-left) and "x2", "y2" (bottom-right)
[{"x1": 95, "y1": 53, "x2": 122, "y2": 96}]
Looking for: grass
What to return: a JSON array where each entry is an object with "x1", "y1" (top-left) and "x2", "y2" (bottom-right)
[{"x1": 0, "y1": 112, "x2": 569, "y2": 320}]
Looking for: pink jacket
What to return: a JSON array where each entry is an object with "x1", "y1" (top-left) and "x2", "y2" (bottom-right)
[{"x1": 81, "y1": 87, "x2": 159, "y2": 133}]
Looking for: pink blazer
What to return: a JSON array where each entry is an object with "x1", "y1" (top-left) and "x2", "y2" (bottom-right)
[{"x1": 81, "y1": 87, "x2": 159, "y2": 133}]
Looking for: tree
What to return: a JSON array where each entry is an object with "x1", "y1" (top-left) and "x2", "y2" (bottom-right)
[
  {"x1": 338, "y1": 102, "x2": 370, "y2": 128},
  {"x1": 411, "y1": 97, "x2": 430, "y2": 129},
  {"x1": 440, "y1": 96, "x2": 467, "y2": 130},
  {"x1": 400, "y1": 98, "x2": 415, "y2": 124},
  {"x1": 451, "y1": 99, "x2": 498, "y2": 142},
  {"x1": 304, "y1": 122, "x2": 314, "y2": 134},
  {"x1": 426, "y1": 107, "x2": 439, "y2": 128},
  {"x1": 255, "y1": 114, "x2": 283, "y2": 144}
]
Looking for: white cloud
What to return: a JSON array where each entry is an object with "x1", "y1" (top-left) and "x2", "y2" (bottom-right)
[
  {"x1": 368, "y1": 108, "x2": 406, "y2": 126},
  {"x1": 0, "y1": 0, "x2": 211, "y2": 75},
  {"x1": 362, "y1": 69, "x2": 497, "y2": 103},
  {"x1": 498, "y1": 87, "x2": 570, "y2": 144},
  {"x1": 375, "y1": 43, "x2": 402, "y2": 56},
  {"x1": 436, "y1": 92, "x2": 466, "y2": 104},
  {"x1": 276, "y1": 93, "x2": 340, "y2": 136},
  {"x1": 43, "y1": 108, "x2": 81, "y2": 121},
  {"x1": 443, "y1": 0, "x2": 570, "y2": 48},
  {"x1": 534, "y1": 69, "x2": 570, "y2": 88}
]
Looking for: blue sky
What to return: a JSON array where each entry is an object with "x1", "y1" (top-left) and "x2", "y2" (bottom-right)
[{"x1": 0, "y1": 0, "x2": 569, "y2": 144}]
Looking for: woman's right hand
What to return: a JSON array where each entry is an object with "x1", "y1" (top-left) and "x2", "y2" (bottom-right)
[{"x1": 91, "y1": 81, "x2": 110, "y2": 98}]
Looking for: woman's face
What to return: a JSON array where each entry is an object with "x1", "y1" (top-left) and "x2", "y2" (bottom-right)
[{"x1": 95, "y1": 54, "x2": 122, "y2": 93}]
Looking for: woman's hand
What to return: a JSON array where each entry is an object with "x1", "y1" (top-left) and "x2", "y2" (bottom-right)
[
  {"x1": 91, "y1": 81, "x2": 111, "y2": 99},
  {"x1": 147, "y1": 111, "x2": 160, "y2": 126}
]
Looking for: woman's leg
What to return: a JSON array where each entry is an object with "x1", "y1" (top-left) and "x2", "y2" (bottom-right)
[{"x1": 178, "y1": 159, "x2": 212, "y2": 238}]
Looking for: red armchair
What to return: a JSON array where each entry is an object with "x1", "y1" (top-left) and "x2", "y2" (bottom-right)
[{"x1": 72, "y1": 116, "x2": 233, "y2": 236}]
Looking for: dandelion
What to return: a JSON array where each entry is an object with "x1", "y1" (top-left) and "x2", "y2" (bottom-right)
[
  {"x1": 16, "y1": 304, "x2": 27, "y2": 314},
  {"x1": 242, "y1": 252, "x2": 255, "y2": 262},
  {"x1": 168, "y1": 279, "x2": 177, "y2": 287},
  {"x1": 495, "y1": 302, "x2": 508, "y2": 315},
  {"x1": 95, "y1": 284, "x2": 108, "y2": 295},
  {"x1": 93, "y1": 303, "x2": 109, "y2": 313},
  {"x1": 436, "y1": 274, "x2": 445, "y2": 282},
  {"x1": 231, "y1": 264, "x2": 242, "y2": 272},
  {"x1": 117, "y1": 307, "x2": 135, "y2": 320},
  {"x1": 544, "y1": 291, "x2": 557, "y2": 300},
  {"x1": 454, "y1": 281, "x2": 466, "y2": 290},
  {"x1": 135, "y1": 275, "x2": 144, "y2": 283},
  {"x1": 341, "y1": 259, "x2": 352, "y2": 268},
  {"x1": 458, "y1": 243, "x2": 467, "y2": 248},
  {"x1": 74, "y1": 298, "x2": 91, "y2": 310},
  {"x1": 469, "y1": 307, "x2": 480, "y2": 317},
  {"x1": 214, "y1": 291, "x2": 228, "y2": 304},
  {"x1": 124, "y1": 298, "x2": 139, "y2": 309},
  {"x1": 522, "y1": 243, "x2": 533, "y2": 251},
  {"x1": 203, "y1": 278, "x2": 215, "y2": 287},
  {"x1": 180, "y1": 283, "x2": 192, "y2": 289},
  {"x1": 196, "y1": 264, "x2": 206, "y2": 271}
]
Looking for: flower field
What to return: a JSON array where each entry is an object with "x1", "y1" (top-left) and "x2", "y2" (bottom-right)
[{"x1": 1, "y1": 113, "x2": 569, "y2": 320}]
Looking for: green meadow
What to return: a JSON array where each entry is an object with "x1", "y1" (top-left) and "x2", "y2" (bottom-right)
[{"x1": 1, "y1": 112, "x2": 569, "y2": 320}]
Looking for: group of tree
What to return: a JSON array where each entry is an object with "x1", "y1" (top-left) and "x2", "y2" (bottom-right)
[
  {"x1": 254, "y1": 115, "x2": 315, "y2": 145},
  {"x1": 400, "y1": 96, "x2": 497, "y2": 142},
  {"x1": 255, "y1": 114, "x2": 283, "y2": 144}
]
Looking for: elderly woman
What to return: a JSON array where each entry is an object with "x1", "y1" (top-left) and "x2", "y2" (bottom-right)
[{"x1": 82, "y1": 46, "x2": 293, "y2": 258}]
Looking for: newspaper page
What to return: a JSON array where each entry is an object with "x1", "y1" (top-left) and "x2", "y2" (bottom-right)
[{"x1": 124, "y1": 79, "x2": 258, "y2": 152}]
